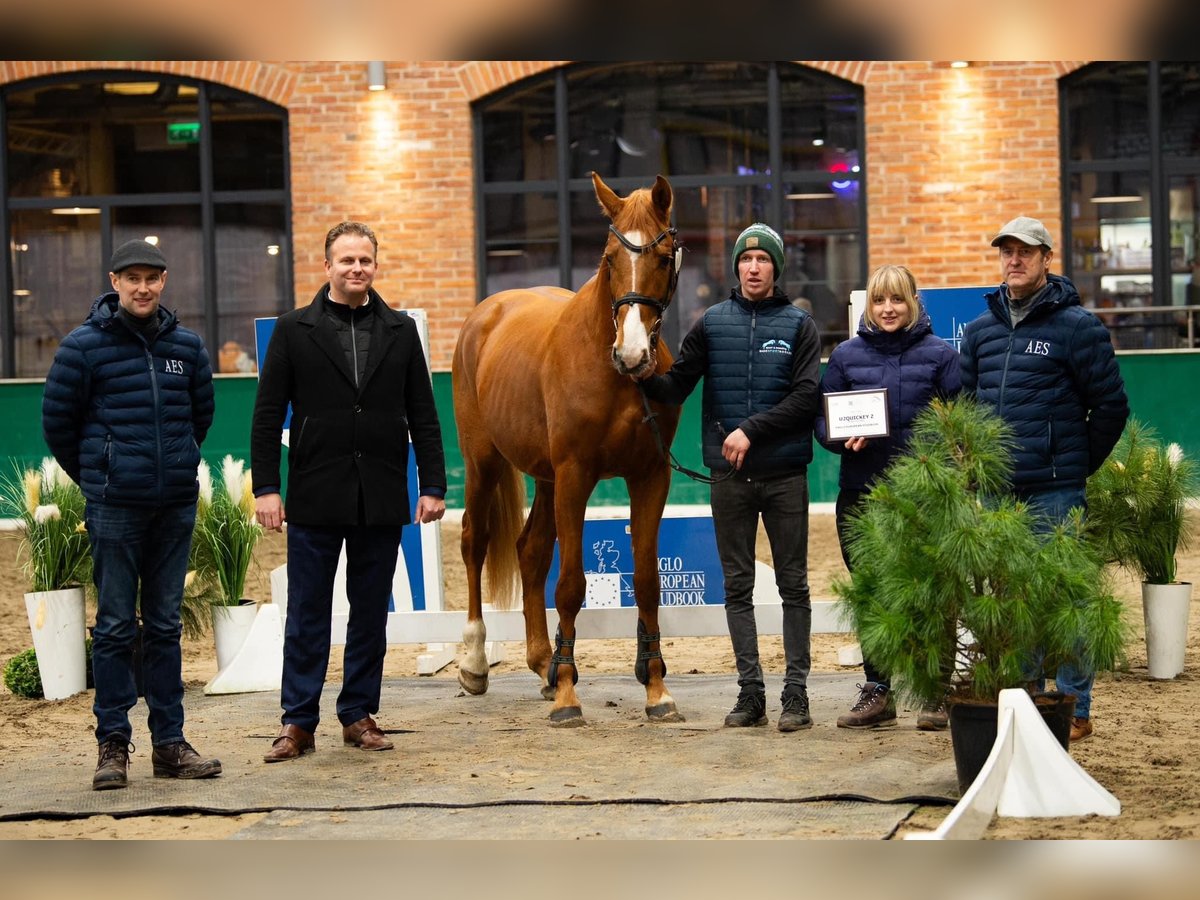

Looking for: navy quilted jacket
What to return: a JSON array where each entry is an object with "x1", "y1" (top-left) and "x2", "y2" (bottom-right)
[
  {"x1": 960, "y1": 274, "x2": 1129, "y2": 493},
  {"x1": 640, "y1": 287, "x2": 821, "y2": 477},
  {"x1": 42, "y1": 293, "x2": 214, "y2": 507},
  {"x1": 816, "y1": 307, "x2": 961, "y2": 490}
]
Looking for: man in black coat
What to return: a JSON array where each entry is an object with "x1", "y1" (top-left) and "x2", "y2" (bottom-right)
[{"x1": 251, "y1": 221, "x2": 447, "y2": 762}]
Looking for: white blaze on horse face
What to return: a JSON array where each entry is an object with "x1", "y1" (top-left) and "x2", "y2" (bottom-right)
[{"x1": 614, "y1": 230, "x2": 653, "y2": 373}]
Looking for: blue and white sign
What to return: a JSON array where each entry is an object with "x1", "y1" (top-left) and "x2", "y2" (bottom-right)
[
  {"x1": 850, "y1": 286, "x2": 991, "y2": 350},
  {"x1": 544, "y1": 515, "x2": 725, "y2": 608}
]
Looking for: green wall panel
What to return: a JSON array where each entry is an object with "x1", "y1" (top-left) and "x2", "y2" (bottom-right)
[{"x1": 5, "y1": 352, "x2": 1197, "y2": 513}]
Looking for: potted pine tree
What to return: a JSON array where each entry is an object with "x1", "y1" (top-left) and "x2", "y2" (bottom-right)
[
  {"x1": 834, "y1": 397, "x2": 1128, "y2": 792},
  {"x1": 1086, "y1": 419, "x2": 1196, "y2": 679}
]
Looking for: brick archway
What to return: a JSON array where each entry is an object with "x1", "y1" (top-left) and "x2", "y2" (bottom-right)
[{"x1": 0, "y1": 61, "x2": 297, "y2": 106}]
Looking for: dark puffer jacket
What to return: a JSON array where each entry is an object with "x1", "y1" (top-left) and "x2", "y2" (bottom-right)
[
  {"x1": 816, "y1": 307, "x2": 961, "y2": 490},
  {"x1": 640, "y1": 287, "x2": 821, "y2": 477},
  {"x1": 960, "y1": 274, "x2": 1129, "y2": 493},
  {"x1": 42, "y1": 293, "x2": 214, "y2": 507}
]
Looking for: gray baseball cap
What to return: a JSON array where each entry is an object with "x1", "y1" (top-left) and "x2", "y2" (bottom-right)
[{"x1": 991, "y1": 216, "x2": 1053, "y2": 250}]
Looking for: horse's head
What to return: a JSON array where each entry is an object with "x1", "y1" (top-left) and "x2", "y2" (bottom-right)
[{"x1": 593, "y1": 172, "x2": 680, "y2": 379}]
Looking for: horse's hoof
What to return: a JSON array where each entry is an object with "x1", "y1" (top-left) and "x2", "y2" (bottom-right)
[
  {"x1": 646, "y1": 703, "x2": 685, "y2": 723},
  {"x1": 539, "y1": 682, "x2": 555, "y2": 701},
  {"x1": 549, "y1": 706, "x2": 584, "y2": 727},
  {"x1": 458, "y1": 668, "x2": 489, "y2": 695}
]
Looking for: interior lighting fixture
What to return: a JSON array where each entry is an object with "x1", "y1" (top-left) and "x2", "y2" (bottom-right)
[
  {"x1": 50, "y1": 207, "x2": 100, "y2": 215},
  {"x1": 367, "y1": 61, "x2": 387, "y2": 92}
]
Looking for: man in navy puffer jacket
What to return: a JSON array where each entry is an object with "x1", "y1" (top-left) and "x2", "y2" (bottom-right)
[
  {"x1": 961, "y1": 216, "x2": 1129, "y2": 743},
  {"x1": 640, "y1": 223, "x2": 821, "y2": 734},
  {"x1": 42, "y1": 240, "x2": 219, "y2": 790}
]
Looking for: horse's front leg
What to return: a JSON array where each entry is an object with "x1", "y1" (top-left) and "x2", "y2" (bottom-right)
[
  {"x1": 628, "y1": 467, "x2": 682, "y2": 722},
  {"x1": 546, "y1": 470, "x2": 592, "y2": 727}
]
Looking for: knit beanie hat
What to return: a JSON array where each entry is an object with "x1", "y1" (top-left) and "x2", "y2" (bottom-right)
[{"x1": 731, "y1": 223, "x2": 785, "y2": 278}]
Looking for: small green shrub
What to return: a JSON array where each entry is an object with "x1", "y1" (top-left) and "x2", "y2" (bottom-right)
[
  {"x1": 2, "y1": 638, "x2": 93, "y2": 698},
  {"x1": 3, "y1": 649, "x2": 43, "y2": 699}
]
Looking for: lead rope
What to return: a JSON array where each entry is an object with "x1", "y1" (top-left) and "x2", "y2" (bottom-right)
[{"x1": 636, "y1": 384, "x2": 735, "y2": 485}]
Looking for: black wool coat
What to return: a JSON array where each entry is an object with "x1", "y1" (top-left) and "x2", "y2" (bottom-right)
[{"x1": 250, "y1": 287, "x2": 446, "y2": 527}]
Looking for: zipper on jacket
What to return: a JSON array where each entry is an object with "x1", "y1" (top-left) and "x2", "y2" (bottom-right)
[
  {"x1": 147, "y1": 347, "x2": 165, "y2": 506},
  {"x1": 998, "y1": 329, "x2": 1016, "y2": 415},
  {"x1": 103, "y1": 434, "x2": 113, "y2": 498},
  {"x1": 747, "y1": 306, "x2": 757, "y2": 418},
  {"x1": 351, "y1": 307, "x2": 360, "y2": 388}
]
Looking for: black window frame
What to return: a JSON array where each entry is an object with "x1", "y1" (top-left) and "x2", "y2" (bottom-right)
[{"x1": 0, "y1": 70, "x2": 293, "y2": 378}]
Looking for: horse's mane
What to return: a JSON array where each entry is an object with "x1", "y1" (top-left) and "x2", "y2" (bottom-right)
[{"x1": 611, "y1": 186, "x2": 667, "y2": 234}]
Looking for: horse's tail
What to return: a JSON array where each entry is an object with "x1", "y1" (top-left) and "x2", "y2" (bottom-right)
[{"x1": 484, "y1": 458, "x2": 525, "y2": 611}]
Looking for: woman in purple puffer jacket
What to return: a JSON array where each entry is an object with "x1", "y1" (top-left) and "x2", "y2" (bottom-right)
[{"x1": 815, "y1": 264, "x2": 961, "y2": 731}]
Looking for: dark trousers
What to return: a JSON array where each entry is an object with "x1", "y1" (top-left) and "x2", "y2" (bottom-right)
[
  {"x1": 835, "y1": 487, "x2": 889, "y2": 687},
  {"x1": 86, "y1": 500, "x2": 195, "y2": 746},
  {"x1": 282, "y1": 522, "x2": 403, "y2": 733},
  {"x1": 711, "y1": 471, "x2": 812, "y2": 696}
]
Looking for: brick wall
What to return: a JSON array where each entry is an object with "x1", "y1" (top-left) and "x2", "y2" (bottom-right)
[{"x1": 0, "y1": 59, "x2": 1088, "y2": 369}]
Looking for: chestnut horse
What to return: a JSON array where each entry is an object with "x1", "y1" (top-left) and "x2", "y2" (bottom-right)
[{"x1": 452, "y1": 173, "x2": 682, "y2": 726}]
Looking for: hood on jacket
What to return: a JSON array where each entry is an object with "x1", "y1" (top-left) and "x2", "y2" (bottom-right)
[
  {"x1": 85, "y1": 291, "x2": 179, "y2": 334},
  {"x1": 985, "y1": 273, "x2": 1080, "y2": 325}
]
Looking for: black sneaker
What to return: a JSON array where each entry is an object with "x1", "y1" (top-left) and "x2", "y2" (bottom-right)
[
  {"x1": 778, "y1": 686, "x2": 813, "y2": 732},
  {"x1": 151, "y1": 740, "x2": 223, "y2": 779},
  {"x1": 724, "y1": 690, "x2": 767, "y2": 727},
  {"x1": 93, "y1": 738, "x2": 133, "y2": 791}
]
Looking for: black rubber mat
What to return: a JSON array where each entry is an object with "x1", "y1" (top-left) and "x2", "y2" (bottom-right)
[{"x1": 0, "y1": 672, "x2": 957, "y2": 836}]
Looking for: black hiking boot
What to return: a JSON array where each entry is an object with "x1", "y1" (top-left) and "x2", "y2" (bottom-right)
[
  {"x1": 723, "y1": 690, "x2": 767, "y2": 727},
  {"x1": 778, "y1": 686, "x2": 813, "y2": 732}
]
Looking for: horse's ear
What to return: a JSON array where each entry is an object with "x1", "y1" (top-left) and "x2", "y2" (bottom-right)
[
  {"x1": 591, "y1": 171, "x2": 623, "y2": 221},
  {"x1": 651, "y1": 175, "x2": 673, "y2": 218}
]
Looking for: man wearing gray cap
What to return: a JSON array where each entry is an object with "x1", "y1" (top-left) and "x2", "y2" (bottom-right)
[
  {"x1": 42, "y1": 239, "x2": 221, "y2": 789},
  {"x1": 961, "y1": 216, "x2": 1129, "y2": 742}
]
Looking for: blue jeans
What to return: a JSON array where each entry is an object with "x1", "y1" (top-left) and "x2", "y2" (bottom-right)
[
  {"x1": 86, "y1": 500, "x2": 196, "y2": 746},
  {"x1": 1020, "y1": 485, "x2": 1094, "y2": 718},
  {"x1": 282, "y1": 523, "x2": 404, "y2": 733},
  {"x1": 711, "y1": 471, "x2": 812, "y2": 696}
]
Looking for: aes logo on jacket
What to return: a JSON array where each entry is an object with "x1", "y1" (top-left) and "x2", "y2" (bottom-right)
[
  {"x1": 164, "y1": 358, "x2": 186, "y2": 374},
  {"x1": 1023, "y1": 340, "x2": 1052, "y2": 357}
]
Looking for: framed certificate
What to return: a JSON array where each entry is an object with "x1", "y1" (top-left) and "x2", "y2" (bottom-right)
[{"x1": 823, "y1": 388, "x2": 890, "y2": 440}]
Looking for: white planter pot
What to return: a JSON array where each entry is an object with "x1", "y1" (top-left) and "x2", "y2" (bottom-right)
[
  {"x1": 1142, "y1": 581, "x2": 1192, "y2": 680},
  {"x1": 24, "y1": 587, "x2": 87, "y2": 700},
  {"x1": 211, "y1": 602, "x2": 259, "y2": 672}
]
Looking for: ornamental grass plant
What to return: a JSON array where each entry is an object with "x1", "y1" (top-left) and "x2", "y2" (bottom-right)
[
  {"x1": 1086, "y1": 419, "x2": 1197, "y2": 585},
  {"x1": 834, "y1": 397, "x2": 1128, "y2": 708},
  {"x1": 187, "y1": 455, "x2": 263, "y2": 628},
  {"x1": 0, "y1": 457, "x2": 91, "y2": 593}
]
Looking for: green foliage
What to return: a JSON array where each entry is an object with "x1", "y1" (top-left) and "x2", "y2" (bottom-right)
[
  {"x1": 835, "y1": 397, "x2": 1129, "y2": 707},
  {"x1": 3, "y1": 648, "x2": 43, "y2": 699},
  {"x1": 0, "y1": 458, "x2": 91, "y2": 593},
  {"x1": 1086, "y1": 419, "x2": 1197, "y2": 584},
  {"x1": 188, "y1": 456, "x2": 263, "y2": 614}
]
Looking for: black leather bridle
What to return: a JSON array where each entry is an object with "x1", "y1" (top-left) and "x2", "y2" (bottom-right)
[{"x1": 607, "y1": 224, "x2": 681, "y2": 345}]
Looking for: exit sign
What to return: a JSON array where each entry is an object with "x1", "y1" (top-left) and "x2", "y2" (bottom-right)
[{"x1": 167, "y1": 122, "x2": 200, "y2": 144}]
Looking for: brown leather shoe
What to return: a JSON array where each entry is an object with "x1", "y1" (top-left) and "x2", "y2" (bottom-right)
[
  {"x1": 1069, "y1": 716, "x2": 1093, "y2": 742},
  {"x1": 342, "y1": 716, "x2": 394, "y2": 751},
  {"x1": 263, "y1": 723, "x2": 315, "y2": 763}
]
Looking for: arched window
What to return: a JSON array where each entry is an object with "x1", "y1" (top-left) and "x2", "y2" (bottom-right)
[
  {"x1": 1062, "y1": 62, "x2": 1200, "y2": 351},
  {"x1": 474, "y1": 62, "x2": 866, "y2": 356},
  {"x1": 1, "y1": 72, "x2": 292, "y2": 377}
]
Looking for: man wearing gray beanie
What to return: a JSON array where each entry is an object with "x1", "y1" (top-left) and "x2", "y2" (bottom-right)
[
  {"x1": 640, "y1": 222, "x2": 821, "y2": 733},
  {"x1": 42, "y1": 239, "x2": 221, "y2": 789}
]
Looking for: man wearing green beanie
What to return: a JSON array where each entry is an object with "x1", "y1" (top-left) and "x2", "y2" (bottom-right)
[{"x1": 640, "y1": 222, "x2": 820, "y2": 733}]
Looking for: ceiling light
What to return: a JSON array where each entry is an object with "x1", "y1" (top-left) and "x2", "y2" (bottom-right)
[
  {"x1": 50, "y1": 207, "x2": 100, "y2": 215},
  {"x1": 144, "y1": 235, "x2": 159, "y2": 246},
  {"x1": 1090, "y1": 194, "x2": 1142, "y2": 204},
  {"x1": 787, "y1": 192, "x2": 836, "y2": 201},
  {"x1": 267, "y1": 245, "x2": 281, "y2": 256},
  {"x1": 487, "y1": 249, "x2": 525, "y2": 257}
]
